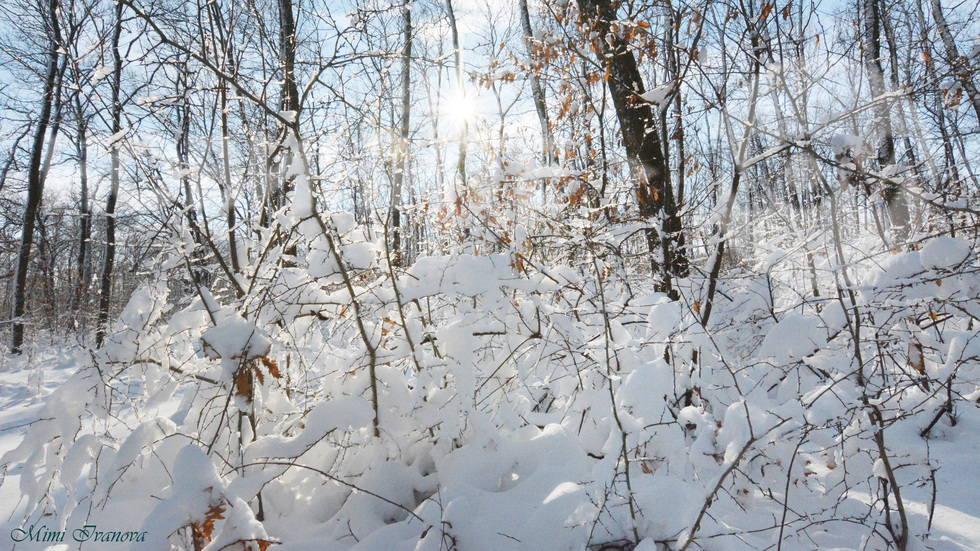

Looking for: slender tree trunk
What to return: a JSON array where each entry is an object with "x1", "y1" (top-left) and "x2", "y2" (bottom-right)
[
  {"x1": 390, "y1": 0, "x2": 412, "y2": 267},
  {"x1": 11, "y1": 0, "x2": 62, "y2": 354},
  {"x1": 576, "y1": 0, "x2": 687, "y2": 297},
  {"x1": 518, "y1": 0, "x2": 554, "y2": 165},
  {"x1": 271, "y1": 0, "x2": 300, "y2": 217},
  {"x1": 279, "y1": 0, "x2": 299, "y2": 117},
  {"x1": 666, "y1": 8, "x2": 687, "y2": 212},
  {"x1": 266, "y1": 0, "x2": 300, "y2": 269},
  {"x1": 72, "y1": 94, "x2": 90, "y2": 313},
  {"x1": 40, "y1": 57, "x2": 67, "y2": 190},
  {"x1": 700, "y1": 8, "x2": 765, "y2": 327},
  {"x1": 176, "y1": 57, "x2": 207, "y2": 285},
  {"x1": 95, "y1": 0, "x2": 124, "y2": 348},
  {"x1": 208, "y1": 2, "x2": 242, "y2": 276},
  {"x1": 220, "y1": 71, "x2": 241, "y2": 275},
  {"x1": 431, "y1": 46, "x2": 445, "y2": 206},
  {"x1": 34, "y1": 57, "x2": 67, "y2": 328},
  {"x1": 930, "y1": 0, "x2": 980, "y2": 123},
  {"x1": 445, "y1": 0, "x2": 467, "y2": 183},
  {"x1": 36, "y1": 214, "x2": 56, "y2": 325},
  {"x1": 862, "y1": 0, "x2": 909, "y2": 242}
]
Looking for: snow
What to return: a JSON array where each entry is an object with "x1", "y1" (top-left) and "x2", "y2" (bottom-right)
[
  {"x1": 758, "y1": 311, "x2": 826, "y2": 363},
  {"x1": 830, "y1": 134, "x2": 869, "y2": 157},
  {"x1": 243, "y1": 397, "x2": 373, "y2": 462},
  {"x1": 106, "y1": 126, "x2": 130, "y2": 149},
  {"x1": 200, "y1": 315, "x2": 273, "y2": 361},
  {"x1": 920, "y1": 236, "x2": 971, "y2": 271},
  {"x1": 8, "y1": 2, "x2": 980, "y2": 547},
  {"x1": 140, "y1": 445, "x2": 226, "y2": 551},
  {"x1": 639, "y1": 84, "x2": 673, "y2": 106},
  {"x1": 90, "y1": 65, "x2": 113, "y2": 83},
  {"x1": 527, "y1": 166, "x2": 577, "y2": 179},
  {"x1": 2, "y1": 237, "x2": 980, "y2": 551}
]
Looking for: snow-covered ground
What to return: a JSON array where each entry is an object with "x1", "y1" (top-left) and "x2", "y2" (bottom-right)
[
  {"x1": 0, "y1": 349, "x2": 80, "y2": 544},
  {"x1": 2, "y1": 240, "x2": 980, "y2": 551},
  {"x1": 1, "y1": 350, "x2": 978, "y2": 551}
]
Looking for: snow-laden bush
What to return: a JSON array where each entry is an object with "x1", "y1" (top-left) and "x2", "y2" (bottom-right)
[{"x1": 3, "y1": 181, "x2": 980, "y2": 551}]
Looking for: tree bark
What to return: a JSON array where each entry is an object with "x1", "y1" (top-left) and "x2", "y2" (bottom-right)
[
  {"x1": 518, "y1": 0, "x2": 555, "y2": 165},
  {"x1": 862, "y1": 0, "x2": 910, "y2": 242},
  {"x1": 930, "y1": 0, "x2": 980, "y2": 124},
  {"x1": 72, "y1": 92, "x2": 91, "y2": 314},
  {"x1": 177, "y1": 57, "x2": 208, "y2": 284},
  {"x1": 218, "y1": 55, "x2": 241, "y2": 276},
  {"x1": 95, "y1": 0, "x2": 124, "y2": 348},
  {"x1": 576, "y1": 0, "x2": 687, "y2": 297},
  {"x1": 390, "y1": 0, "x2": 412, "y2": 267},
  {"x1": 11, "y1": 0, "x2": 62, "y2": 354},
  {"x1": 279, "y1": 0, "x2": 299, "y2": 116},
  {"x1": 272, "y1": 0, "x2": 300, "y2": 215}
]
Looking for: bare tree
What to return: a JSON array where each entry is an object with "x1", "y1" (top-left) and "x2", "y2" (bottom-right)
[
  {"x1": 518, "y1": 0, "x2": 554, "y2": 165},
  {"x1": 389, "y1": 0, "x2": 412, "y2": 267},
  {"x1": 95, "y1": 0, "x2": 124, "y2": 348},
  {"x1": 930, "y1": 0, "x2": 980, "y2": 124},
  {"x1": 576, "y1": 0, "x2": 687, "y2": 297},
  {"x1": 446, "y1": 0, "x2": 467, "y2": 183},
  {"x1": 10, "y1": 0, "x2": 63, "y2": 354},
  {"x1": 862, "y1": 0, "x2": 910, "y2": 242}
]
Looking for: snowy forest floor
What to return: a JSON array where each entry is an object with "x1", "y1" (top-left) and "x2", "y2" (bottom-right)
[
  {"x1": 3, "y1": 236, "x2": 980, "y2": 551},
  {"x1": 0, "y1": 340, "x2": 979, "y2": 550}
]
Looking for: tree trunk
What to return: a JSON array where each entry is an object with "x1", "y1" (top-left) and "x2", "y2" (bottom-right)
[
  {"x1": 11, "y1": 0, "x2": 62, "y2": 354},
  {"x1": 95, "y1": 0, "x2": 124, "y2": 348},
  {"x1": 518, "y1": 0, "x2": 555, "y2": 165},
  {"x1": 390, "y1": 0, "x2": 412, "y2": 267},
  {"x1": 279, "y1": 0, "x2": 299, "y2": 116},
  {"x1": 176, "y1": 57, "x2": 208, "y2": 284},
  {"x1": 445, "y1": 0, "x2": 467, "y2": 183},
  {"x1": 271, "y1": 0, "x2": 300, "y2": 216},
  {"x1": 930, "y1": 0, "x2": 980, "y2": 124},
  {"x1": 204, "y1": 1, "x2": 242, "y2": 283},
  {"x1": 576, "y1": 0, "x2": 687, "y2": 297},
  {"x1": 36, "y1": 213, "x2": 56, "y2": 325},
  {"x1": 218, "y1": 63, "x2": 241, "y2": 276},
  {"x1": 72, "y1": 92, "x2": 90, "y2": 314},
  {"x1": 862, "y1": 0, "x2": 910, "y2": 242}
]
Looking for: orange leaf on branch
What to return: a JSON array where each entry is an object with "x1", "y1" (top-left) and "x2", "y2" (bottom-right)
[{"x1": 191, "y1": 503, "x2": 226, "y2": 548}]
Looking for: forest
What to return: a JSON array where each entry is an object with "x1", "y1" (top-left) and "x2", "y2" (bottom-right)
[{"x1": 0, "y1": 0, "x2": 979, "y2": 548}]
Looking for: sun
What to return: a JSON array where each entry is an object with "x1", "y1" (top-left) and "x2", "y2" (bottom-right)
[{"x1": 442, "y1": 89, "x2": 476, "y2": 129}]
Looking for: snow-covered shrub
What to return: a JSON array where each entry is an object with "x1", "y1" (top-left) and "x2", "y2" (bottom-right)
[{"x1": 3, "y1": 154, "x2": 980, "y2": 551}]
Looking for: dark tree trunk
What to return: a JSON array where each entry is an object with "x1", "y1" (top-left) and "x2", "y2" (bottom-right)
[
  {"x1": 11, "y1": 0, "x2": 62, "y2": 354},
  {"x1": 177, "y1": 58, "x2": 205, "y2": 282},
  {"x1": 72, "y1": 92, "x2": 90, "y2": 314},
  {"x1": 576, "y1": 0, "x2": 687, "y2": 297},
  {"x1": 36, "y1": 213, "x2": 56, "y2": 324},
  {"x1": 269, "y1": 0, "x2": 300, "y2": 217},
  {"x1": 95, "y1": 1, "x2": 124, "y2": 348},
  {"x1": 279, "y1": 0, "x2": 299, "y2": 116},
  {"x1": 216, "y1": 34, "x2": 241, "y2": 276}
]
